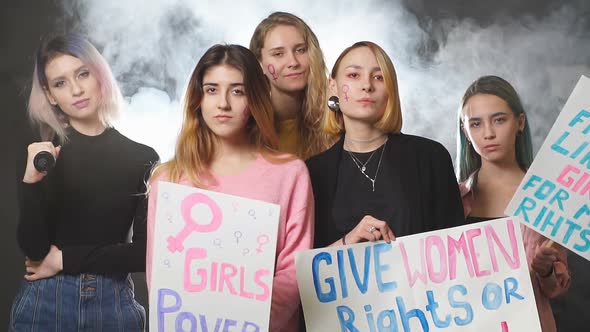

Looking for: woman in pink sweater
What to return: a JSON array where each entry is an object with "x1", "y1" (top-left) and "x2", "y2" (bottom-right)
[
  {"x1": 456, "y1": 75, "x2": 570, "y2": 332},
  {"x1": 146, "y1": 44, "x2": 314, "y2": 332}
]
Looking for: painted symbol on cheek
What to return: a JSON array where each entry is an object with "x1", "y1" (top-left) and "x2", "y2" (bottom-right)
[
  {"x1": 256, "y1": 234, "x2": 270, "y2": 253},
  {"x1": 342, "y1": 84, "x2": 350, "y2": 102},
  {"x1": 268, "y1": 64, "x2": 278, "y2": 81}
]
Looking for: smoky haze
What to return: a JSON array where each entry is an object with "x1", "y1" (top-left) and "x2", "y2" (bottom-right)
[{"x1": 62, "y1": 0, "x2": 590, "y2": 162}]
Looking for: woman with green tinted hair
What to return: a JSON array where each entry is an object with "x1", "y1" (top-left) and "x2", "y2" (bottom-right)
[{"x1": 457, "y1": 75, "x2": 570, "y2": 332}]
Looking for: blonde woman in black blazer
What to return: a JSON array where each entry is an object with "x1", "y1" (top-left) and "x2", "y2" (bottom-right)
[{"x1": 306, "y1": 41, "x2": 464, "y2": 248}]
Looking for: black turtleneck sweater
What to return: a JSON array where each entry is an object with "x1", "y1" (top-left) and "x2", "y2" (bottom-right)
[{"x1": 17, "y1": 127, "x2": 159, "y2": 274}]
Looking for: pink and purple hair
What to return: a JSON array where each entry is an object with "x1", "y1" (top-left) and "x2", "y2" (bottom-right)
[{"x1": 28, "y1": 34, "x2": 122, "y2": 142}]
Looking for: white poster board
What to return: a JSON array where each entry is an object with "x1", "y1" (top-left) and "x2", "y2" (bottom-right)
[
  {"x1": 296, "y1": 218, "x2": 541, "y2": 332},
  {"x1": 149, "y1": 181, "x2": 280, "y2": 331},
  {"x1": 506, "y1": 75, "x2": 590, "y2": 260}
]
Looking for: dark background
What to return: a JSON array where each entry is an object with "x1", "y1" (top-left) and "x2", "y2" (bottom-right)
[{"x1": 2, "y1": 0, "x2": 588, "y2": 330}]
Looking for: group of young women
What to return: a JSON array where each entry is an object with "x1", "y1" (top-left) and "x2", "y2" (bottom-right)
[{"x1": 11, "y1": 11, "x2": 570, "y2": 332}]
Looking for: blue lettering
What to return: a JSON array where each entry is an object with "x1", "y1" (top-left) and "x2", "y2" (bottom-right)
[
  {"x1": 482, "y1": 282, "x2": 503, "y2": 310},
  {"x1": 349, "y1": 247, "x2": 371, "y2": 294},
  {"x1": 551, "y1": 132, "x2": 570, "y2": 155},
  {"x1": 396, "y1": 296, "x2": 429, "y2": 332},
  {"x1": 337, "y1": 305, "x2": 360, "y2": 332},
  {"x1": 573, "y1": 229, "x2": 590, "y2": 252},
  {"x1": 337, "y1": 250, "x2": 349, "y2": 299},
  {"x1": 448, "y1": 285, "x2": 473, "y2": 326},
  {"x1": 374, "y1": 243, "x2": 397, "y2": 293},
  {"x1": 504, "y1": 277, "x2": 524, "y2": 303},
  {"x1": 176, "y1": 312, "x2": 197, "y2": 332},
  {"x1": 514, "y1": 197, "x2": 536, "y2": 223},
  {"x1": 426, "y1": 290, "x2": 451, "y2": 328},
  {"x1": 312, "y1": 252, "x2": 336, "y2": 303},
  {"x1": 158, "y1": 288, "x2": 182, "y2": 332}
]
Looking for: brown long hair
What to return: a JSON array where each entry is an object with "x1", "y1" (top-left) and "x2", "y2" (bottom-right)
[
  {"x1": 250, "y1": 11, "x2": 332, "y2": 159},
  {"x1": 151, "y1": 44, "x2": 281, "y2": 188}
]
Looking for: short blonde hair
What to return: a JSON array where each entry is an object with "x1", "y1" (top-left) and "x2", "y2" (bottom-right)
[
  {"x1": 324, "y1": 41, "x2": 402, "y2": 135},
  {"x1": 29, "y1": 34, "x2": 122, "y2": 143}
]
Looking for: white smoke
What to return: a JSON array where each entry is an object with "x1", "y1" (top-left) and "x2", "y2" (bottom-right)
[{"x1": 63, "y1": 0, "x2": 590, "y2": 161}]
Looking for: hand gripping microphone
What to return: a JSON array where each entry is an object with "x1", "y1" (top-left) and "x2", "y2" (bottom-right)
[{"x1": 33, "y1": 151, "x2": 55, "y2": 172}]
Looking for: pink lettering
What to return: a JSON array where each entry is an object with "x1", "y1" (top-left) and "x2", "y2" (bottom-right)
[
  {"x1": 400, "y1": 240, "x2": 427, "y2": 287},
  {"x1": 485, "y1": 220, "x2": 521, "y2": 271},
  {"x1": 447, "y1": 233, "x2": 475, "y2": 280},
  {"x1": 254, "y1": 269, "x2": 271, "y2": 301},
  {"x1": 466, "y1": 229, "x2": 491, "y2": 277},
  {"x1": 425, "y1": 235, "x2": 448, "y2": 283}
]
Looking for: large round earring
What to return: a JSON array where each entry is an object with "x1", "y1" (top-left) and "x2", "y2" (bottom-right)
[{"x1": 327, "y1": 96, "x2": 340, "y2": 112}]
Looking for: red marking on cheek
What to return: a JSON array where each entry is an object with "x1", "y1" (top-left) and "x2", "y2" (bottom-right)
[
  {"x1": 267, "y1": 64, "x2": 278, "y2": 81},
  {"x1": 342, "y1": 84, "x2": 350, "y2": 101},
  {"x1": 243, "y1": 108, "x2": 250, "y2": 117}
]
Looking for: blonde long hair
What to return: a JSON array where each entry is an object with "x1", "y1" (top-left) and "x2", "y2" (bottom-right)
[
  {"x1": 151, "y1": 44, "x2": 282, "y2": 188},
  {"x1": 250, "y1": 11, "x2": 332, "y2": 159}
]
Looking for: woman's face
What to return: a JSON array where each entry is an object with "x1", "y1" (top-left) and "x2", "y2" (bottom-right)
[
  {"x1": 331, "y1": 46, "x2": 388, "y2": 125},
  {"x1": 462, "y1": 94, "x2": 525, "y2": 164},
  {"x1": 200, "y1": 64, "x2": 250, "y2": 141},
  {"x1": 44, "y1": 53, "x2": 101, "y2": 124},
  {"x1": 260, "y1": 25, "x2": 310, "y2": 94}
]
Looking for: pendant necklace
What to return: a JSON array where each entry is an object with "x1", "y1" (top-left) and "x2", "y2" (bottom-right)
[{"x1": 347, "y1": 138, "x2": 388, "y2": 191}]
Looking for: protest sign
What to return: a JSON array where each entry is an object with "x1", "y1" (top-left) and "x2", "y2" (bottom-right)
[
  {"x1": 150, "y1": 181, "x2": 280, "y2": 331},
  {"x1": 506, "y1": 75, "x2": 590, "y2": 260},
  {"x1": 296, "y1": 218, "x2": 541, "y2": 332}
]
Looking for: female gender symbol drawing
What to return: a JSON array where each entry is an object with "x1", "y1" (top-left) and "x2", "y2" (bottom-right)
[
  {"x1": 342, "y1": 84, "x2": 350, "y2": 101},
  {"x1": 167, "y1": 193, "x2": 222, "y2": 253},
  {"x1": 267, "y1": 64, "x2": 278, "y2": 81},
  {"x1": 256, "y1": 234, "x2": 270, "y2": 253}
]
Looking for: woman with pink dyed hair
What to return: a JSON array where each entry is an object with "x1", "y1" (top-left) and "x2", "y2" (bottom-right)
[{"x1": 10, "y1": 34, "x2": 158, "y2": 331}]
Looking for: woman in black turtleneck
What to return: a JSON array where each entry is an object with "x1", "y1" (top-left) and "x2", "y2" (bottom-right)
[{"x1": 10, "y1": 34, "x2": 158, "y2": 331}]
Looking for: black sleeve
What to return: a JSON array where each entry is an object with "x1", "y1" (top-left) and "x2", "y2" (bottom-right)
[
  {"x1": 17, "y1": 182, "x2": 52, "y2": 260},
  {"x1": 16, "y1": 130, "x2": 53, "y2": 261},
  {"x1": 61, "y1": 149, "x2": 159, "y2": 274},
  {"x1": 431, "y1": 143, "x2": 465, "y2": 229}
]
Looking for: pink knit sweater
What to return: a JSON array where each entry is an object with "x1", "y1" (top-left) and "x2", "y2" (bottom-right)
[
  {"x1": 459, "y1": 183, "x2": 571, "y2": 332},
  {"x1": 146, "y1": 155, "x2": 314, "y2": 332}
]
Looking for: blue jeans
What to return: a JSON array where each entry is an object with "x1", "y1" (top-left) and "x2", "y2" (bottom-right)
[{"x1": 9, "y1": 273, "x2": 145, "y2": 332}]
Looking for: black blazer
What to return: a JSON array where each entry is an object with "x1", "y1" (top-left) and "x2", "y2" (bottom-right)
[{"x1": 306, "y1": 133, "x2": 465, "y2": 248}]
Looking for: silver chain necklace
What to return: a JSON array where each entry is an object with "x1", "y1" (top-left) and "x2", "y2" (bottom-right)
[
  {"x1": 348, "y1": 149, "x2": 377, "y2": 172},
  {"x1": 346, "y1": 138, "x2": 388, "y2": 191}
]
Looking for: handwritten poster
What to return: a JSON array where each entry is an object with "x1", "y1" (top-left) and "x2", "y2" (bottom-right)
[
  {"x1": 506, "y1": 75, "x2": 590, "y2": 260},
  {"x1": 149, "y1": 181, "x2": 280, "y2": 331},
  {"x1": 296, "y1": 218, "x2": 541, "y2": 332}
]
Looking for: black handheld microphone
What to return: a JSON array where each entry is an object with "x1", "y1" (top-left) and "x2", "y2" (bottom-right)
[{"x1": 33, "y1": 151, "x2": 55, "y2": 172}]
